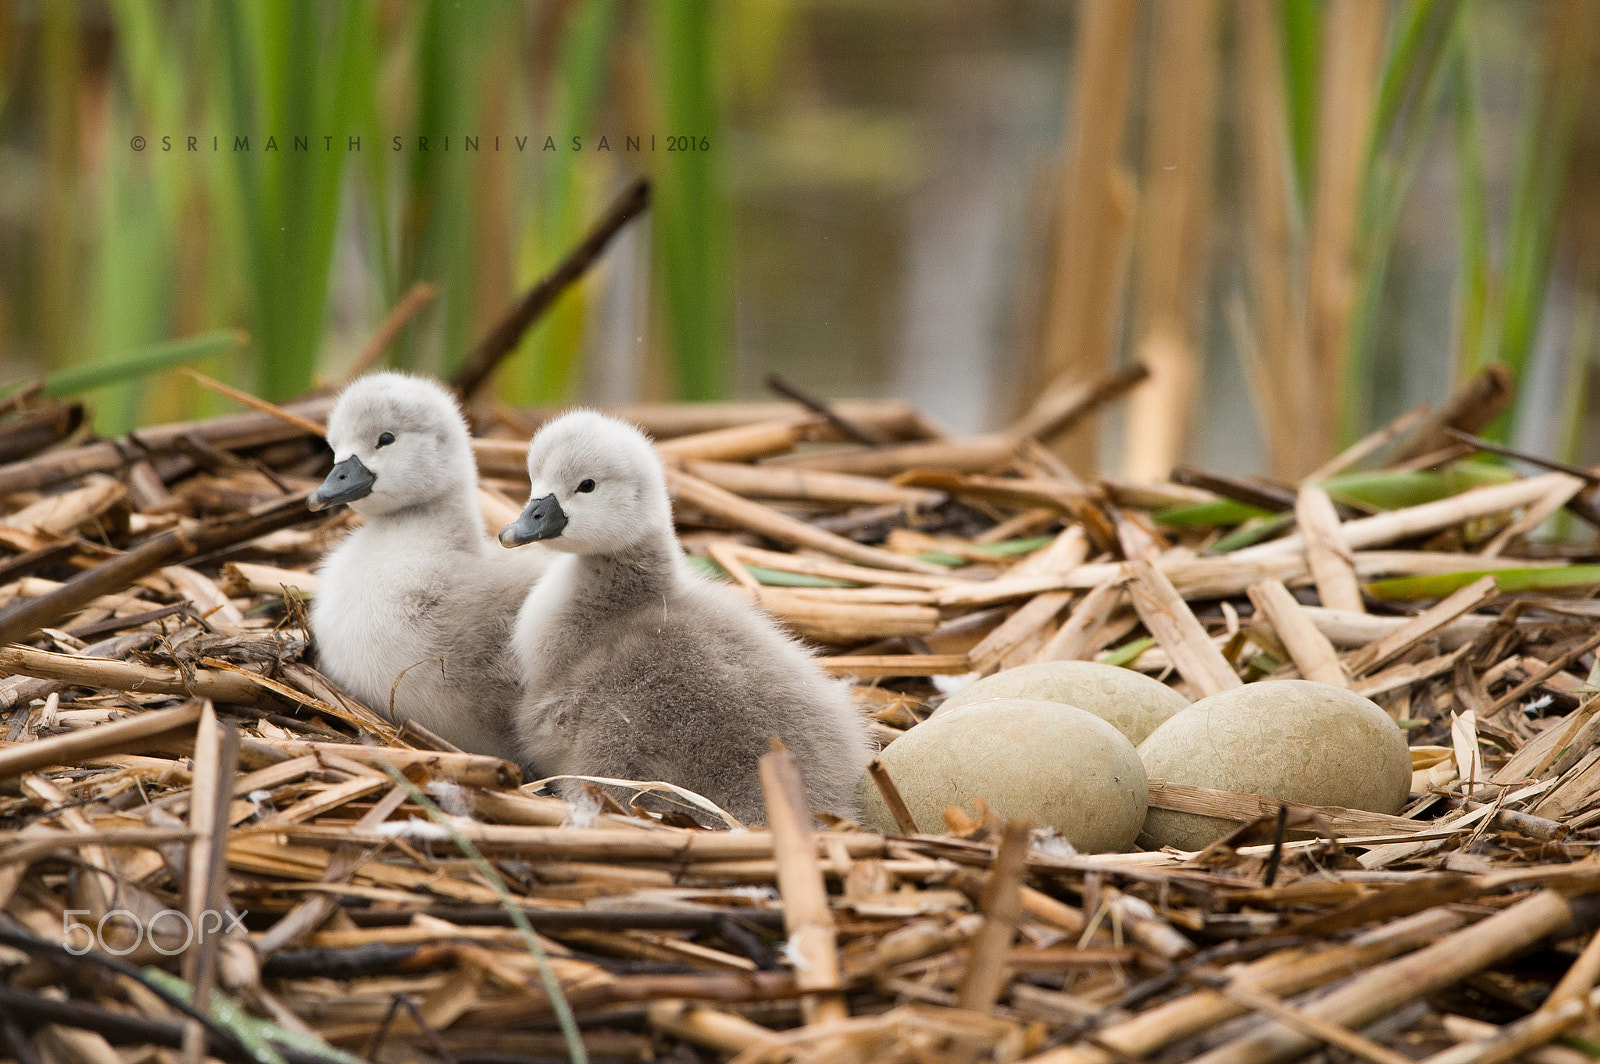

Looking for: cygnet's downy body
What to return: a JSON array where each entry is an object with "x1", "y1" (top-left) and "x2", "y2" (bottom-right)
[
  {"x1": 308, "y1": 373, "x2": 548, "y2": 759},
  {"x1": 500, "y1": 411, "x2": 873, "y2": 825}
]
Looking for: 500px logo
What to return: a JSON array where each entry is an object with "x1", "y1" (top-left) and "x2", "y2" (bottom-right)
[{"x1": 62, "y1": 908, "x2": 246, "y2": 957}]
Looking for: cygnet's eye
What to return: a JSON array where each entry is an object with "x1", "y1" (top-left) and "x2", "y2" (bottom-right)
[
  {"x1": 576, "y1": 478, "x2": 596, "y2": 494},
  {"x1": 376, "y1": 431, "x2": 396, "y2": 449}
]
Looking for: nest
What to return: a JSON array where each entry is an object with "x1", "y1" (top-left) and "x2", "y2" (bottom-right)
[{"x1": 3, "y1": 369, "x2": 1600, "y2": 1064}]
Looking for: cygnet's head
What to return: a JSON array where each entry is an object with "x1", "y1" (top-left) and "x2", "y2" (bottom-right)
[
  {"x1": 499, "y1": 411, "x2": 670, "y2": 555},
  {"x1": 309, "y1": 372, "x2": 476, "y2": 517}
]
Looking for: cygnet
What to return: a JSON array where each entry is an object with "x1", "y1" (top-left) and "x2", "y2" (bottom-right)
[
  {"x1": 308, "y1": 372, "x2": 548, "y2": 759},
  {"x1": 499, "y1": 410, "x2": 872, "y2": 825}
]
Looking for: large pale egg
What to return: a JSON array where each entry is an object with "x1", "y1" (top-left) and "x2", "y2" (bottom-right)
[
  {"x1": 861, "y1": 698, "x2": 1148, "y2": 853},
  {"x1": 936, "y1": 660, "x2": 1189, "y2": 745},
  {"x1": 1137, "y1": 679, "x2": 1412, "y2": 851}
]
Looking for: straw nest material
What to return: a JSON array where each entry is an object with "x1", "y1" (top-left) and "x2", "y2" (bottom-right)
[{"x1": 3, "y1": 367, "x2": 1600, "y2": 1064}]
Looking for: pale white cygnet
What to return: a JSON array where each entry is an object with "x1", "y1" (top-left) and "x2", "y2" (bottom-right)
[
  {"x1": 499, "y1": 410, "x2": 873, "y2": 825},
  {"x1": 308, "y1": 372, "x2": 548, "y2": 760}
]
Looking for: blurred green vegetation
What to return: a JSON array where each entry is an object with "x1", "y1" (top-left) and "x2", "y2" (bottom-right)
[
  {"x1": 1336, "y1": 0, "x2": 1595, "y2": 448},
  {"x1": 1, "y1": 0, "x2": 737, "y2": 432},
  {"x1": 0, "y1": 1, "x2": 1597, "y2": 485}
]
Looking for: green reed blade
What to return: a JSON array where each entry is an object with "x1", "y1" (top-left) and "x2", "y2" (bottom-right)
[
  {"x1": 1367, "y1": 565, "x2": 1600, "y2": 602},
  {"x1": 43, "y1": 330, "x2": 246, "y2": 398}
]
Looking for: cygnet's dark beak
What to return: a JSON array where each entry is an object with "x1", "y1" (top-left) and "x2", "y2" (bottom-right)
[
  {"x1": 308, "y1": 456, "x2": 377, "y2": 511},
  {"x1": 500, "y1": 493, "x2": 567, "y2": 547}
]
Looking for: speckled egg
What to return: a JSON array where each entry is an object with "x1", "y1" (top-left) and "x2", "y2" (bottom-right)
[
  {"x1": 935, "y1": 660, "x2": 1190, "y2": 744},
  {"x1": 860, "y1": 698, "x2": 1148, "y2": 852},
  {"x1": 1137, "y1": 680, "x2": 1412, "y2": 851}
]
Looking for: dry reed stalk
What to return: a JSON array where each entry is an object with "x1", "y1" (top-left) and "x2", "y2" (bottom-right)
[
  {"x1": 1011, "y1": 526, "x2": 1093, "y2": 581},
  {"x1": 265, "y1": 742, "x2": 519, "y2": 789},
  {"x1": 0, "y1": 700, "x2": 201, "y2": 782},
  {"x1": 1354, "y1": 648, "x2": 1467, "y2": 700},
  {"x1": 759, "y1": 744, "x2": 846, "y2": 1024},
  {"x1": 866, "y1": 758, "x2": 920, "y2": 835},
  {"x1": 975, "y1": 506, "x2": 1061, "y2": 544},
  {"x1": 0, "y1": 492, "x2": 317, "y2": 645},
  {"x1": 1547, "y1": 927, "x2": 1600, "y2": 1007},
  {"x1": 1023, "y1": 907, "x2": 1466, "y2": 1064},
  {"x1": 1247, "y1": 578, "x2": 1349, "y2": 686},
  {"x1": 666, "y1": 469, "x2": 952, "y2": 576},
  {"x1": 1304, "y1": 405, "x2": 1434, "y2": 483},
  {"x1": 706, "y1": 540, "x2": 762, "y2": 592},
  {"x1": 0, "y1": 575, "x2": 151, "y2": 616},
  {"x1": 0, "y1": 476, "x2": 126, "y2": 540},
  {"x1": 935, "y1": 554, "x2": 1314, "y2": 608},
  {"x1": 815, "y1": 654, "x2": 972, "y2": 678},
  {"x1": 1234, "y1": 0, "x2": 1314, "y2": 478},
  {"x1": 956, "y1": 818, "x2": 1032, "y2": 1013},
  {"x1": 654, "y1": 419, "x2": 820, "y2": 462},
  {"x1": 896, "y1": 472, "x2": 1086, "y2": 511},
  {"x1": 1145, "y1": 781, "x2": 1420, "y2": 837},
  {"x1": 0, "y1": 828, "x2": 192, "y2": 866},
  {"x1": 218, "y1": 562, "x2": 317, "y2": 598},
  {"x1": 873, "y1": 914, "x2": 986, "y2": 971},
  {"x1": 1010, "y1": 363, "x2": 1151, "y2": 445},
  {"x1": 736, "y1": 587, "x2": 940, "y2": 644},
  {"x1": 1532, "y1": 756, "x2": 1600, "y2": 821},
  {"x1": 681, "y1": 460, "x2": 942, "y2": 507},
  {"x1": 1215, "y1": 982, "x2": 1415, "y2": 1064},
  {"x1": 181, "y1": 368, "x2": 328, "y2": 438},
  {"x1": 1305, "y1": 0, "x2": 1386, "y2": 460},
  {"x1": 1100, "y1": 477, "x2": 1215, "y2": 510},
  {"x1": 1234, "y1": 473, "x2": 1577, "y2": 559},
  {"x1": 255, "y1": 775, "x2": 391, "y2": 828},
  {"x1": 1438, "y1": 1016, "x2": 1594, "y2": 1064},
  {"x1": 1035, "y1": 0, "x2": 1141, "y2": 471},
  {"x1": 647, "y1": 1001, "x2": 776, "y2": 1056},
  {"x1": 528, "y1": 398, "x2": 925, "y2": 442},
  {"x1": 718, "y1": 544, "x2": 958, "y2": 590},
  {"x1": 1121, "y1": 0, "x2": 1219, "y2": 481},
  {"x1": 181, "y1": 706, "x2": 238, "y2": 1064},
  {"x1": 0, "y1": 645, "x2": 262, "y2": 702},
  {"x1": 20, "y1": 774, "x2": 120, "y2": 922},
  {"x1": 1125, "y1": 557, "x2": 1241, "y2": 695},
  {"x1": 1301, "y1": 606, "x2": 1498, "y2": 649},
  {"x1": 0, "y1": 398, "x2": 323, "y2": 497},
  {"x1": 1494, "y1": 698, "x2": 1600, "y2": 784},
  {"x1": 254, "y1": 786, "x2": 410, "y2": 955},
  {"x1": 969, "y1": 592, "x2": 1074, "y2": 674},
  {"x1": 1343, "y1": 576, "x2": 1498, "y2": 676},
  {"x1": 1452, "y1": 711, "x2": 1485, "y2": 798},
  {"x1": 1481, "y1": 474, "x2": 1585, "y2": 556},
  {"x1": 762, "y1": 435, "x2": 1019, "y2": 477},
  {"x1": 470, "y1": 419, "x2": 817, "y2": 480},
  {"x1": 1356, "y1": 550, "x2": 1553, "y2": 576},
  {"x1": 1036, "y1": 577, "x2": 1125, "y2": 662},
  {"x1": 283, "y1": 821, "x2": 888, "y2": 863},
  {"x1": 1296, "y1": 486, "x2": 1365, "y2": 612},
  {"x1": 762, "y1": 586, "x2": 935, "y2": 606},
  {"x1": 1188, "y1": 891, "x2": 1580, "y2": 1064},
  {"x1": 1386, "y1": 365, "x2": 1517, "y2": 467}
]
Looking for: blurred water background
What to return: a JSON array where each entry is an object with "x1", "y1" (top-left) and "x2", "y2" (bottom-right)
[{"x1": 0, "y1": 0, "x2": 1597, "y2": 479}]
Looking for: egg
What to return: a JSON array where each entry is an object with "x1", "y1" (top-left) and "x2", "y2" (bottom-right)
[
  {"x1": 861, "y1": 698, "x2": 1148, "y2": 852},
  {"x1": 936, "y1": 660, "x2": 1190, "y2": 744},
  {"x1": 1137, "y1": 679, "x2": 1412, "y2": 851}
]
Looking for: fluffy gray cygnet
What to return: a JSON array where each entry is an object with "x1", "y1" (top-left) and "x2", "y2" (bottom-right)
[
  {"x1": 499, "y1": 410, "x2": 873, "y2": 825},
  {"x1": 308, "y1": 372, "x2": 548, "y2": 759}
]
